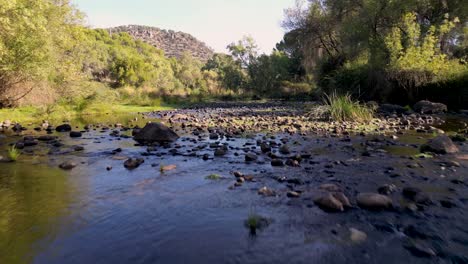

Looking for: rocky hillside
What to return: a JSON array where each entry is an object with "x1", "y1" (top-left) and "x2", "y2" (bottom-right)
[{"x1": 108, "y1": 25, "x2": 214, "y2": 62}]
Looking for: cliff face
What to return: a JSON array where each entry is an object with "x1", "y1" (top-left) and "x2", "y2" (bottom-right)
[{"x1": 108, "y1": 25, "x2": 214, "y2": 62}]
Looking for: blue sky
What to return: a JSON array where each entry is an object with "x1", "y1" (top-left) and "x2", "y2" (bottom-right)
[{"x1": 72, "y1": 0, "x2": 296, "y2": 54}]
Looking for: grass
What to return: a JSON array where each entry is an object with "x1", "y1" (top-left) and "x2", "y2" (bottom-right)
[
  {"x1": 205, "y1": 174, "x2": 222, "y2": 180},
  {"x1": 323, "y1": 93, "x2": 374, "y2": 123},
  {"x1": 0, "y1": 103, "x2": 175, "y2": 124},
  {"x1": 7, "y1": 145, "x2": 21, "y2": 161}
]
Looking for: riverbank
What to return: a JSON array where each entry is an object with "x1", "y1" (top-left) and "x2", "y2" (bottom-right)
[{"x1": 0, "y1": 103, "x2": 175, "y2": 124}]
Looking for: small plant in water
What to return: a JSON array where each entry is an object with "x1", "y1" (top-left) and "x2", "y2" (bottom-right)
[
  {"x1": 7, "y1": 145, "x2": 21, "y2": 161},
  {"x1": 205, "y1": 174, "x2": 222, "y2": 180},
  {"x1": 244, "y1": 209, "x2": 271, "y2": 235},
  {"x1": 414, "y1": 153, "x2": 434, "y2": 159},
  {"x1": 323, "y1": 92, "x2": 374, "y2": 123}
]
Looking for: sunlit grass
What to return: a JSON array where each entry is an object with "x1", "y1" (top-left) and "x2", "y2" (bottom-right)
[
  {"x1": 323, "y1": 92, "x2": 374, "y2": 123},
  {"x1": 7, "y1": 146, "x2": 21, "y2": 161}
]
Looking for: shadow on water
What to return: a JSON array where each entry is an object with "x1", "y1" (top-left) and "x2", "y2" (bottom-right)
[{"x1": 0, "y1": 162, "x2": 75, "y2": 264}]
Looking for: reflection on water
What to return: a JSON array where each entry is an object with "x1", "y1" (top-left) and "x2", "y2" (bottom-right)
[{"x1": 0, "y1": 163, "x2": 74, "y2": 264}]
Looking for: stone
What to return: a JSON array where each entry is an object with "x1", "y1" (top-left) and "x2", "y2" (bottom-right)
[
  {"x1": 258, "y1": 187, "x2": 276, "y2": 197},
  {"x1": 124, "y1": 158, "x2": 145, "y2": 169},
  {"x1": 287, "y1": 191, "x2": 300, "y2": 198},
  {"x1": 133, "y1": 122, "x2": 179, "y2": 144},
  {"x1": 413, "y1": 100, "x2": 447, "y2": 114},
  {"x1": 38, "y1": 135, "x2": 56, "y2": 142},
  {"x1": 378, "y1": 184, "x2": 397, "y2": 195},
  {"x1": 421, "y1": 135, "x2": 459, "y2": 154},
  {"x1": 332, "y1": 192, "x2": 351, "y2": 208},
  {"x1": 59, "y1": 161, "x2": 77, "y2": 170},
  {"x1": 271, "y1": 159, "x2": 284, "y2": 167},
  {"x1": 56, "y1": 124, "x2": 72, "y2": 132},
  {"x1": 314, "y1": 193, "x2": 344, "y2": 212},
  {"x1": 350, "y1": 228, "x2": 367, "y2": 243},
  {"x1": 214, "y1": 148, "x2": 226, "y2": 157},
  {"x1": 279, "y1": 145, "x2": 290, "y2": 154},
  {"x1": 70, "y1": 131, "x2": 82, "y2": 138},
  {"x1": 260, "y1": 143, "x2": 271, "y2": 153},
  {"x1": 356, "y1": 193, "x2": 393, "y2": 210},
  {"x1": 245, "y1": 153, "x2": 258, "y2": 162}
]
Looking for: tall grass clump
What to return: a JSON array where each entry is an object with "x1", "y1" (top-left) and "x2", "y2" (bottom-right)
[
  {"x1": 7, "y1": 145, "x2": 21, "y2": 161},
  {"x1": 323, "y1": 93, "x2": 374, "y2": 123}
]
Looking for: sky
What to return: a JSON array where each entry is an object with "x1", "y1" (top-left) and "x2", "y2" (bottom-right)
[{"x1": 72, "y1": 0, "x2": 296, "y2": 54}]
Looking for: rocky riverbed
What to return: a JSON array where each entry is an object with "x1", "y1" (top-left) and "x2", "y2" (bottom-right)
[{"x1": 0, "y1": 101, "x2": 467, "y2": 264}]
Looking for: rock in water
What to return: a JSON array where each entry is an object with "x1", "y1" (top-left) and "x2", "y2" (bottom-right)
[
  {"x1": 413, "y1": 100, "x2": 447, "y2": 114},
  {"x1": 124, "y1": 158, "x2": 145, "y2": 169},
  {"x1": 350, "y1": 228, "x2": 367, "y2": 243},
  {"x1": 70, "y1": 131, "x2": 82, "y2": 138},
  {"x1": 421, "y1": 135, "x2": 459, "y2": 154},
  {"x1": 59, "y1": 161, "x2": 77, "y2": 170},
  {"x1": 357, "y1": 193, "x2": 393, "y2": 210},
  {"x1": 314, "y1": 193, "x2": 344, "y2": 212},
  {"x1": 56, "y1": 124, "x2": 72, "y2": 132},
  {"x1": 133, "y1": 123, "x2": 179, "y2": 144}
]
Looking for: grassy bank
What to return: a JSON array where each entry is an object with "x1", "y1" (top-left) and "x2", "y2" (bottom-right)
[{"x1": 0, "y1": 103, "x2": 175, "y2": 124}]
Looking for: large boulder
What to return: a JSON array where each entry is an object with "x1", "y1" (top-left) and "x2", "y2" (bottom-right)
[
  {"x1": 421, "y1": 135, "x2": 459, "y2": 154},
  {"x1": 133, "y1": 122, "x2": 179, "y2": 144},
  {"x1": 413, "y1": 100, "x2": 447, "y2": 114}
]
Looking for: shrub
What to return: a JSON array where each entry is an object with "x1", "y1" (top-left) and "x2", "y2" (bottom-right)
[{"x1": 323, "y1": 93, "x2": 374, "y2": 122}]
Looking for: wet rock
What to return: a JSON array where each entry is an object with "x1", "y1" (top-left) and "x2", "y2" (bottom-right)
[
  {"x1": 258, "y1": 187, "x2": 276, "y2": 197},
  {"x1": 356, "y1": 193, "x2": 393, "y2": 210},
  {"x1": 287, "y1": 191, "x2": 300, "y2": 198},
  {"x1": 260, "y1": 143, "x2": 271, "y2": 153},
  {"x1": 332, "y1": 192, "x2": 351, "y2": 208},
  {"x1": 271, "y1": 159, "x2": 284, "y2": 167},
  {"x1": 421, "y1": 135, "x2": 459, "y2": 154},
  {"x1": 285, "y1": 159, "x2": 300, "y2": 167},
  {"x1": 56, "y1": 124, "x2": 72, "y2": 132},
  {"x1": 69, "y1": 131, "x2": 82, "y2": 138},
  {"x1": 413, "y1": 100, "x2": 447, "y2": 114},
  {"x1": 214, "y1": 148, "x2": 227, "y2": 157},
  {"x1": 74, "y1": 146, "x2": 84, "y2": 151},
  {"x1": 245, "y1": 153, "x2": 258, "y2": 162},
  {"x1": 134, "y1": 123, "x2": 179, "y2": 144},
  {"x1": 314, "y1": 193, "x2": 344, "y2": 212},
  {"x1": 59, "y1": 161, "x2": 77, "y2": 170},
  {"x1": 350, "y1": 228, "x2": 367, "y2": 243},
  {"x1": 209, "y1": 133, "x2": 219, "y2": 140},
  {"x1": 279, "y1": 145, "x2": 290, "y2": 154},
  {"x1": 378, "y1": 184, "x2": 397, "y2": 195},
  {"x1": 124, "y1": 158, "x2": 145, "y2": 169}
]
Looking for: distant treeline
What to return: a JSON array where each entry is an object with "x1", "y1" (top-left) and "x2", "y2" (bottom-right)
[{"x1": 0, "y1": 0, "x2": 467, "y2": 108}]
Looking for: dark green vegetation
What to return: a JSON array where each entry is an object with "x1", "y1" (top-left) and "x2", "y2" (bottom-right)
[
  {"x1": 0, "y1": 0, "x2": 467, "y2": 114},
  {"x1": 282, "y1": 0, "x2": 468, "y2": 108}
]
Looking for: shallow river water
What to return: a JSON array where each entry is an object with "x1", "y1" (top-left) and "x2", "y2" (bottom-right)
[{"x1": 0, "y1": 111, "x2": 467, "y2": 264}]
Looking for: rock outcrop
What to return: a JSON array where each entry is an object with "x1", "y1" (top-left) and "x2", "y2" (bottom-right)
[{"x1": 108, "y1": 25, "x2": 214, "y2": 62}]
